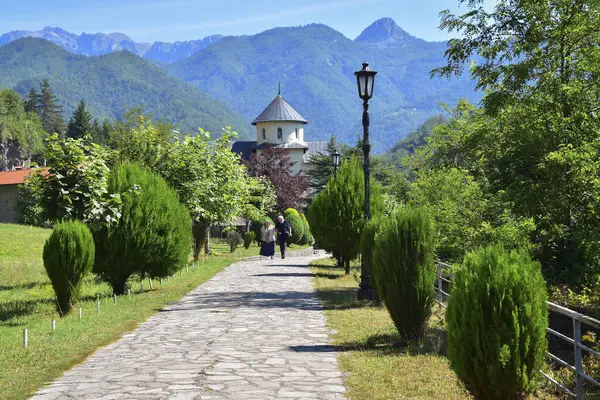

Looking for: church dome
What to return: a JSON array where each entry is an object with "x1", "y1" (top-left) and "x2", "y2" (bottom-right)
[{"x1": 251, "y1": 95, "x2": 308, "y2": 125}]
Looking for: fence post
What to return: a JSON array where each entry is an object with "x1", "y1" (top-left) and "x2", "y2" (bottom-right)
[
  {"x1": 573, "y1": 319, "x2": 584, "y2": 400},
  {"x1": 436, "y1": 263, "x2": 443, "y2": 302},
  {"x1": 23, "y1": 328, "x2": 28, "y2": 348}
]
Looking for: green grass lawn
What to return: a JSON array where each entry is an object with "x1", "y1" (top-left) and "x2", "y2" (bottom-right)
[
  {"x1": 0, "y1": 223, "x2": 236, "y2": 400},
  {"x1": 310, "y1": 258, "x2": 560, "y2": 400}
]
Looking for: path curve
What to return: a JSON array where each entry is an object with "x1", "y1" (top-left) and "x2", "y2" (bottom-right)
[{"x1": 32, "y1": 255, "x2": 346, "y2": 400}]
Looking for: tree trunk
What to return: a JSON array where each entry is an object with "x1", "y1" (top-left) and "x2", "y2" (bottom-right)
[
  {"x1": 193, "y1": 220, "x2": 210, "y2": 261},
  {"x1": 112, "y1": 279, "x2": 127, "y2": 296},
  {"x1": 334, "y1": 250, "x2": 343, "y2": 267},
  {"x1": 345, "y1": 259, "x2": 350, "y2": 275}
]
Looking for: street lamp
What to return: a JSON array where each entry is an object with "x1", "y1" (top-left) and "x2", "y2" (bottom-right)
[
  {"x1": 331, "y1": 149, "x2": 341, "y2": 178},
  {"x1": 354, "y1": 61, "x2": 378, "y2": 301}
]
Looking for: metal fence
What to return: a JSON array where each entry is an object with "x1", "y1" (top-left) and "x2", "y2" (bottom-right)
[{"x1": 434, "y1": 261, "x2": 600, "y2": 399}]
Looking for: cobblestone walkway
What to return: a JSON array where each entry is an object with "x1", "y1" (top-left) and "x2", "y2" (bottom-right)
[{"x1": 32, "y1": 255, "x2": 346, "y2": 400}]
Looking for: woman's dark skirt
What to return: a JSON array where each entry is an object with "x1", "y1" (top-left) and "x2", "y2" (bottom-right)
[{"x1": 260, "y1": 241, "x2": 275, "y2": 257}]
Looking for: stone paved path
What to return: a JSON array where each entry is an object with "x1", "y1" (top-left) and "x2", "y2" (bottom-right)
[{"x1": 32, "y1": 255, "x2": 346, "y2": 400}]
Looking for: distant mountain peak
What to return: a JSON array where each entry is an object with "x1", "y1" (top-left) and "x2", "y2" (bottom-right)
[
  {"x1": 107, "y1": 32, "x2": 134, "y2": 43},
  {"x1": 355, "y1": 18, "x2": 415, "y2": 46}
]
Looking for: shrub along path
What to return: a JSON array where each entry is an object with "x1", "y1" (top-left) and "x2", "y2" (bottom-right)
[{"x1": 32, "y1": 254, "x2": 346, "y2": 400}]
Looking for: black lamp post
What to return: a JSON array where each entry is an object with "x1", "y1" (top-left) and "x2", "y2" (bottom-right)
[
  {"x1": 331, "y1": 149, "x2": 341, "y2": 178},
  {"x1": 354, "y1": 61, "x2": 378, "y2": 301}
]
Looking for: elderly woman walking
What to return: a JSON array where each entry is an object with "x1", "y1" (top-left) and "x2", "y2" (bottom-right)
[{"x1": 260, "y1": 220, "x2": 276, "y2": 260}]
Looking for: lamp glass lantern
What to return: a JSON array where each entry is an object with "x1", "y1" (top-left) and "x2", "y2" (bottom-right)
[
  {"x1": 331, "y1": 150, "x2": 341, "y2": 168},
  {"x1": 354, "y1": 61, "x2": 377, "y2": 100}
]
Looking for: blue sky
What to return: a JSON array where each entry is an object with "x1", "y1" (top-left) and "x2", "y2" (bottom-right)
[{"x1": 1, "y1": 0, "x2": 495, "y2": 43}]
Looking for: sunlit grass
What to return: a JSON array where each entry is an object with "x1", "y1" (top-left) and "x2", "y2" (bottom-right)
[
  {"x1": 310, "y1": 258, "x2": 559, "y2": 400},
  {"x1": 0, "y1": 223, "x2": 234, "y2": 400}
]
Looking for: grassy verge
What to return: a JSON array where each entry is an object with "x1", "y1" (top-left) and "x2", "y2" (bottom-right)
[
  {"x1": 0, "y1": 223, "x2": 235, "y2": 400},
  {"x1": 309, "y1": 258, "x2": 559, "y2": 400}
]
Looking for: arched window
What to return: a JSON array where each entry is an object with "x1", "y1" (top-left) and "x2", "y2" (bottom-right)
[
  {"x1": 277, "y1": 127, "x2": 283, "y2": 139},
  {"x1": 262, "y1": 128, "x2": 266, "y2": 140},
  {"x1": 295, "y1": 128, "x2": 299, "y2": 139}
]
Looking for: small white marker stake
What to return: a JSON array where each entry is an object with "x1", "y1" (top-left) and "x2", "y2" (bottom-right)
[
  {"x1": 160, "y1": 277, "x2": 163, "y2": 285},
  {"x1": 52, "y1": 320, "x2": 56, "y2": 331},
  {"x1": 128, "y1": 289, "x2": 131, "y2": 299},
  {"x1": 149, "y1": 278, "x2": 153, "y2": 290},
  {"x1": 79, "y1": 308, "x2": 82, "y2": 320},
  {"x1": 23, "y1": 328, "x2": 28, "y2": 348},
  {"x1": 97, "y1": 300, "x2": 101, "y2": 314},
  {"x1": 113, "y1": 294, "x2": 117, "y2": 305}
]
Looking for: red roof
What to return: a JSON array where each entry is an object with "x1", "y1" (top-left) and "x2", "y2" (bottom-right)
[{"x1": 0, "y1": 168, "x2": 49, "y2": 186}]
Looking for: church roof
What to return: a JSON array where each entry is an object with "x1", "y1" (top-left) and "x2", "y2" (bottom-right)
[{"x1": 251, "y1": 95, "x2": 308, "y2": 125}]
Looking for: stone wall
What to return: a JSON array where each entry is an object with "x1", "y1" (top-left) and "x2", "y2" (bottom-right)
[{"x1": 0, "y1": 185, "x2": 19, "y2": 223}]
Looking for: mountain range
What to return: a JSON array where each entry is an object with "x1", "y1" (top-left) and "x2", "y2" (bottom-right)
[
  {"x1": 167, "y1": 19, "x2": 480, "y2": 150},
  {"x1": 0, "y1": 26, "x2": 224, "y2": 64},
  {"x1": 0, "y1": 18, "x2": 481, "y2": 152},
  {"x1": 0, "y1": 38, "x2": 251, "y2": 137}
]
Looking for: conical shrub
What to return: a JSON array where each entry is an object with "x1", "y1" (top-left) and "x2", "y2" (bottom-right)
[
  {"x1": 43, "y1": 220, "x2": 95, "y2": 316},
  {"x1": 93, "y1": 163, "x2": 192, "y2": 294},
  {"x1": 372, "y1": 206, "x2": 435, "y2": 341},
  {"x1": 446, "y1": 245, "x2": 548, "y2": 400}
]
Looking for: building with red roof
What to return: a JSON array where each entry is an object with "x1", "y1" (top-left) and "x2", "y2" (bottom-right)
[{"x1": 0, "y1": 168, "x2": 49, "y2": 223}]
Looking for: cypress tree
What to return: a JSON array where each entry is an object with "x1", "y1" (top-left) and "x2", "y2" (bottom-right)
[
  {"x1": 38, "y1": 79, "x2": 65, "y2": 134},
  {"x1": 43, "y1": 220, "x2": 95, "y2": 316},
  {"x1": 372, "y1": 207, "x2": 436, "y2": 341},
  {"x1": 308, "y1": 156, "x2": 384, "y2": 273},
  {"x1": 66, "y1": 100, "x2": 92, "y2": 139},
  {"x1": 93, "y1": 163, "x2": 192, "y2": 295},
  {"x1": 446, "y1": 246, "x2": 548, "y2": 400}
]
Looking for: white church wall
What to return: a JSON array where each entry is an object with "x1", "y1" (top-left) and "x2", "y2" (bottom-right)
[{"x1": 256, "y1": 121, "x2": 305, "y2": 145}]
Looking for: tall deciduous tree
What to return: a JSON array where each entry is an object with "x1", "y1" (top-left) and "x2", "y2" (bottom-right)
[
  {"x1": 245, "y1": 146, "x2": 309, "y2": 212},
  {"x1": 42, "y1": 134, "x2": 121, "y2": 227},
  {"x1": 241, "y1": 176, "x2": 276, "y2": 232},
  {"x1": 66, "y1": 100, "x2": 93, "y2": 139},
  {"x1": 159, "y1": 128, "x2": 250, "y2": 259},
  {"x1": 37, "y1": 79, "x2": 64, "y2": 135},
  {"x1": 431, "y1": 0, "x2": 600, "y2": 280},
  {"x1": 308, "y1": 156, "x2": 384, "y2": 274}
]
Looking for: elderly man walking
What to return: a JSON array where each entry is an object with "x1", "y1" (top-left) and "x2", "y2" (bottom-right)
[{"x1": 275, "y1": 215, "x2": 292, "y2": 259}]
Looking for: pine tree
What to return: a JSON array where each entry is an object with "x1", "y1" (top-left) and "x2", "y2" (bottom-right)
[
  {"x1": 38, "y1": 79, "x2": 64, "y2": 135},
  {"x1": 66, "y1": 100, "x2": 92, "y2": 139},
  {"x1": 306, "y1": 135, "x2": 339, "y2": 194},
  {"x1": 24, "y1": 88, "x2": 39, "y2": 114}
]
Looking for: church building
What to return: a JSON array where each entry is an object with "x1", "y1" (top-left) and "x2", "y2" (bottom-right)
[{"x1": 231, "y1": 88, "x2": 328, "y2": 174}]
